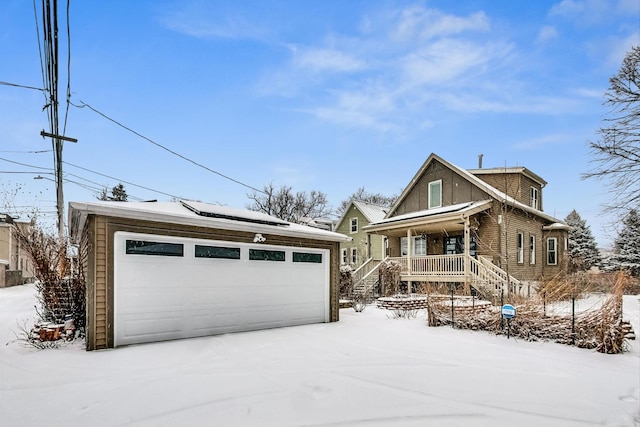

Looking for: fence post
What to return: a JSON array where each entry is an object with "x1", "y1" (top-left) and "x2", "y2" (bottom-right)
[
  {"x1": 571, "y1": 296, "x2": 576, "y2": 346},
  {"x1": 500, "y1": 288, "x2": 504, "y2": 329},
  {"x1": 450, "y1": 284, "x2": 455, "y2": 328}
]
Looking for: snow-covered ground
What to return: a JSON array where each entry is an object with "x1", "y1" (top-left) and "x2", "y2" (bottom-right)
[{"x1": 1, "y1": 284, "x2": 638, "y2": 427}]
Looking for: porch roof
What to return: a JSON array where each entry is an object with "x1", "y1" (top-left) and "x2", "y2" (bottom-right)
[{"x1": 363, "y1": 200, "x2": 492, "y2": 236}]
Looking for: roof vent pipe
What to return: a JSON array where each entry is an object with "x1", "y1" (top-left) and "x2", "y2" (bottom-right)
[{"x1": 478, "y1": 154, "x2": 483, "y2": 169}]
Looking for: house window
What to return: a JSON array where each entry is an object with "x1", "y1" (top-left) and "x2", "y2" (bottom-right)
[
  {"x1": 293, "y1": 252, "x2": 322, "y2": 263},
  {"x1": 414, "y1": 235, "x2": 427, "y2": 256},
  {"x1": 547, "y1": 237, "x2": 557, "y2": 265},
  {"x1": 529, "y1": 235, "x2": 536, "y2": 265},
  {"x1": 530, "y1": 187, "x2": 539, "y2": 210},
  {"x1": 517, "y1": 232, "x2": 524, "y2": 264},
  {"x1": 350, "y1": 218, "x2": 358, "y2": 233},
  {"x1": 444, "y1": 235, "x2": 477, "y2": 257},
  {"x1": 249, "y1": 249, "x2": 285, "y2": 261},
  {"x1": 350, "y1": 247, "x2": 357, "y2": 264},
  {"x1": 195, "y1": 245, "x2": 240, "y2": 259},
  {"x1": 125, "y1": 240, "x2": 184, "y2": 257},
  {"x1": 341, "y1": 248, "x2": 348, "y2": 264},
  {"x1": 428, "y1": 180, "x2": 442, "y2": 209}
]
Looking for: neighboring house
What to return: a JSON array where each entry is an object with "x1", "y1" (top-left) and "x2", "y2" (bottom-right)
[
  {"x1": 363, "y1": 153, "x2": 570, "y2": 297},
  {"x1": 0, "y1": 213, "x2": 35, "y2": 287},
  {"x1": 68, "y1": 200, "x2": 350, "y2": 350},
  {"x1": 335, "y1": 200, "x2": 388, "y2": 268}
]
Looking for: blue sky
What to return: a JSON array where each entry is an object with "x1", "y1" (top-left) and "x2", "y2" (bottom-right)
[{"x1": 1, "y1": 0, "x2": 638, "y2": 248}]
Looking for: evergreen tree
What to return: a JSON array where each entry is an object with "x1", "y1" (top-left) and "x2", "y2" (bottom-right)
[
  {"x1": 96, "y1": 183, "x2": 128, "y2": 201},
  {"x1": 564, "y1": 210, "x2": 600, "y2": 272},
  {"x1": 611, "y1": 209, "x2": 640, "y2": 277}
]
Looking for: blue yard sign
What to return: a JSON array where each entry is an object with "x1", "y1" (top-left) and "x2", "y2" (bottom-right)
[
  {"x1": 501, "y1": 304, "x2": 516, "y2": 319},
  {"x1": 501, "y1": 304, "x2": 516, "y2": 339}
]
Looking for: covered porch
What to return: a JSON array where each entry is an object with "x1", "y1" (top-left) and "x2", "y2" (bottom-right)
[{"x1": 362, "y1": 201, "x2": 517, "y2": 296}]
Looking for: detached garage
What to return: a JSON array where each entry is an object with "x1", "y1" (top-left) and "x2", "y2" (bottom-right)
[{"x1": 69, "y1": 200, "x2": 350, "y2": 350}]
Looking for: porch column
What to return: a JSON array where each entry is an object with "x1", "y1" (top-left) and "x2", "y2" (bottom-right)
[
  {"x1": 464, "y1": 217, "x2": 471, "y2": 294},
  {"x1": 406, "y1": 229, "x2": 412, "y2": 294}
]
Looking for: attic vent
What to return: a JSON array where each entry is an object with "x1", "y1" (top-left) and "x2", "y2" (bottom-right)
[{"x1": 180, "y1": 201, "x2": 290, "y2": 227}]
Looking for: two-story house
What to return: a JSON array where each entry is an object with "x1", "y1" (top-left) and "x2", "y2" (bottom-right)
[
  {"x1": 335, "y1": 200, "x2": 388, "y2": 267},
  {"x1": 361, "y1": 153, "x2": 569, "y2": 297}
]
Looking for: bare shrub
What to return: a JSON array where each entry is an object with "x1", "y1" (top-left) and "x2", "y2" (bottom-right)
[
  {"x1": 379, "y1": 260, "x2": 401, "y2": 296},
  {"x1": 12, "y1": 220, "x2": 85, "y2": 336},
  {"x1": 339, "y1": 265, "x2": 354, "y2": 299},
  {"x1": 426, "y1": 272, "x2": 633, "y2": 353}
]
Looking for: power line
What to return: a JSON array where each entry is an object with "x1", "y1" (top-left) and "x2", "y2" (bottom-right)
[
  {"x1": 70, "y1": 100, "x2": 267, "y2": 195},
  {"x1": 0, "y1": 150, "x2": 52, "y2": 153},
  {"x1": 0, "y1": 81, "x2": 45, "y2": 92},
  {"x1": 62, "y1": 0, "x2": 71, "y2": 135},
  {"x1": 63, "y1": 160, "x2": 185, "y2": 200},
  {"x1": 0, "y1": 156, "x2": 52, "y2": 171}
]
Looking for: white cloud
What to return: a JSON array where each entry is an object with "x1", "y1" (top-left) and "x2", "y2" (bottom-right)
[
  {"x1": 399, "y1": 39, "x2": 500, "y2": 87},
  {"x1": 392, "y1": 7, "x2": 489, "y2": 41},
  {"x1": 292, "y1": 48, "x2": 365, "y2": 73},
  {"x1": 549, "y1": 0, "x2": 636, "y2": 25},
  {"x1": 536, "y1": 25, "x2": 559, "y2": 44},
  {"x1": 158, "y1": 3, "x2": 269, "y2": 41}
]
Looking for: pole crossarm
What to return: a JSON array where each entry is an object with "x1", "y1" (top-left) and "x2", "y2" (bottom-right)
[{"x1": 40, "y1": 130, "x2": 77, "y2": 143}]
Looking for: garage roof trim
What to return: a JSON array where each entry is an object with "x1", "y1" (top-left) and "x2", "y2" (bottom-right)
[{"x1": 69, "y1": 200, "x2": 351, "y2": 243}]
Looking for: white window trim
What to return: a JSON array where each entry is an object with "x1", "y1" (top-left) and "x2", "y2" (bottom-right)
[
  {"x1": 530, "y1": 187, "x2": 539, "y2": 210},
  {"x1": 428, "y1": 180, "x2": 442, "y2": 209},
  {"x1": 517, "y1": 231, "x2": 524, "y2": 264},
  {"x1": 350, "y1": 217, "x2": 358, "y2": 234},
  {"x1": 547, "y1": 237, "x2": 557, "y2": 266},
  {"x1": 413, "y1": 235, "x2": 427, "y2": 256},
  {"x1": 529, "y1": 235, "x2": 536, "y2": 265},
  {"x1": 350, "y1": 247, "x2": 357, "y2": 265},
  {"x1": 341, "y1": 248, "x2": 347, "y2": 264}
]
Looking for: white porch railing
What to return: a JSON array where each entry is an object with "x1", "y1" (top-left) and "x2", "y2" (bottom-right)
[
  {"x1": 387, "y1": 254, "x2": 520, "y2": 296},
  {"x1": 352, "y1": 258, "x2": 377, "y2": 284}
]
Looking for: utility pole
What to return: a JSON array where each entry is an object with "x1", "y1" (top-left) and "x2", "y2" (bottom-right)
[
  {"x1": 40, "y1": 0, "x2": 77, "y2": 240},
  {"x1": 40, "y1": 131, "x2": 77, "y2": 239}
]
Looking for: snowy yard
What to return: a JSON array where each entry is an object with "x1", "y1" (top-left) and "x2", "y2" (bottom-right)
[{"x1": 1, "y1": 284, "x2": 639, "y2": 427}]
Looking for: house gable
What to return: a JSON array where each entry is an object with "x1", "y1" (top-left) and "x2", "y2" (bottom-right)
[
  {"x1": 468, "y1": 167, "x2": 545, "y2": 211},
  {"x1": 390, "y1": 155, "x2": 493, "y2": 218},
  {"x1": 335, "y1": 201, "x2": 387, "y2": 264}
]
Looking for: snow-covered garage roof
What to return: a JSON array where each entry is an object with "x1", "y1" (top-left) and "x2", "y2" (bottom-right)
[{"x1": 69, "y1": 200, "x2": 351, "y2": 243}]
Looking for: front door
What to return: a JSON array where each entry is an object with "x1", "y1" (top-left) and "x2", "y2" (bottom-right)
[{"x1": 444, "y1": 235, "x2": 477, "y2": 257}]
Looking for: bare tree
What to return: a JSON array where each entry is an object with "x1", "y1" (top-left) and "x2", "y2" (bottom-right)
[
  {"x1": 336, "y1": 186, "x2": 397, "y2": 216},
  {"x1": 584, "y1": 46, "x2": 640, "y2": 212},
  {"x1": 246, "y1": 182, "x2": 332, "y2": 224}
]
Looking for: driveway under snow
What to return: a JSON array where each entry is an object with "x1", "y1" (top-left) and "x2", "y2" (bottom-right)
[{"x1": 1, "y1": 284, "x2": 639, "y2": 427}]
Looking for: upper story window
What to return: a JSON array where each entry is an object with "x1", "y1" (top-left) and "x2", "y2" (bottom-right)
[
  {"x1": 428, "y1": 180, "x2": 442, "y2": 209},
  {"x1": 350, "y1": 218, "x2": 358, "y2": 233},
  {"x1": 530, "y1": 187, "x2": 539, "y2": 210},
  {"x1": 547, "y1": 237, "x2": 557, "y2": 265}
]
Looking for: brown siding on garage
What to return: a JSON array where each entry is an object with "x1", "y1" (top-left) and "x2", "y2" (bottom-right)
[{"x1": 81, "y1": 214, "x2": 340, "y2": 350}]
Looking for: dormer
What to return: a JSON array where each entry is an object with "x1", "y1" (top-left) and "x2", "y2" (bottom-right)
[{"x1": 467, "y1": 167, "x2": 547, "y2": 211}]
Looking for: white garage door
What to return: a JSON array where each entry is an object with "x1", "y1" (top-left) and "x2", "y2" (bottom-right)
[{"x1": 114, "y1": 232, "x2": 330, "y2": 347}]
